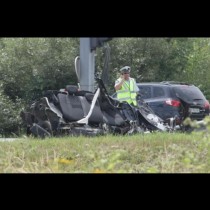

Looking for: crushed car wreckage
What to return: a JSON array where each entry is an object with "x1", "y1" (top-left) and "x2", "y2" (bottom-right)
[{"x1": 20, "y1": 76, "x2": 176, "y2": 138}]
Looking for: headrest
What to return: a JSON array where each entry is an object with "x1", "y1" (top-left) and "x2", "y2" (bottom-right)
[{"x1": 65, "y1": 85, "x2": 78, "y2": 95}]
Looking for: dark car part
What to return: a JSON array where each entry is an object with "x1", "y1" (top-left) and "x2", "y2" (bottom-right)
[{"x1": 21, "y1": 78, "x2": 172, "y2": 138}]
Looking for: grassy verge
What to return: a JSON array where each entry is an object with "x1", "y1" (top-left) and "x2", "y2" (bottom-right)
[{"x1": 0, "y1": 132, "x2": 210, "y2": 173}]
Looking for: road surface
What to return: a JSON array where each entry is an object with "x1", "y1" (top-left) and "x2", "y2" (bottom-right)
[{"x1": 0, "y1": 138, "x2": 18, "y2": 142}]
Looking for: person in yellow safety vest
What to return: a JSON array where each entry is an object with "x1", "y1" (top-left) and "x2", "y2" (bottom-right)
[{"x1": 114, "y1": 66, "x2": 139, "y2": 106}]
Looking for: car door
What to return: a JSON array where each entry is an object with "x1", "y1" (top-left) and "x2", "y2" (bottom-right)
[
  {"x1": 149, "y1": 86, "x2": 168, "y2": 119},
  {"x1": 138, "y1": 85, "x2": 165, "y2": 118}
]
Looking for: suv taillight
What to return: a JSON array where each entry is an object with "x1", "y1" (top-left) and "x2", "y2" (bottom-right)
[
  {"x1": 165, "y1": 99, "x2": 181, "y2": 107},
  {"x1": 204, "y1": 100, "x2": 210, "y2": 109}
]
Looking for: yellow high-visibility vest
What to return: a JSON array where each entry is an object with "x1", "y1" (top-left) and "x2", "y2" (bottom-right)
[{"x1": 116, "y1": 78, "x2": 137, "y2": 106}]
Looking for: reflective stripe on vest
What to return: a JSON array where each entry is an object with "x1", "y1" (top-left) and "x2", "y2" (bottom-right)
[{"x1": 116, "y1": 78, "x2": 137, "y2": 106}]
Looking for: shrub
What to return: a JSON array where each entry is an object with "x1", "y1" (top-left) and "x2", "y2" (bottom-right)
[{"x1": 0, "y1": 89, "x2": 24, "y2": 137}]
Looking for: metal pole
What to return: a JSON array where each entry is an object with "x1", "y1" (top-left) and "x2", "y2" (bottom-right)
[{"x1": 79, "y1": 38, "x2": 95, "y2": 92}]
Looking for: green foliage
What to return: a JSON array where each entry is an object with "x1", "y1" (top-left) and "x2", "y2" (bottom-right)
[
  {"x1": 0, "y1": 88, "x2": 23, "y2": 137},
  {"x1": 97, "y1": 38, "x2": 201, "y2": 94},
  {"x1": 0, "y1": 38, "x2": 79, "y2": 102}
]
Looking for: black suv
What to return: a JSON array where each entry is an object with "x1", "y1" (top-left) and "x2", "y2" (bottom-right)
[{"x1": 136, "y1": 81, "x2": 210, "y2": 125}]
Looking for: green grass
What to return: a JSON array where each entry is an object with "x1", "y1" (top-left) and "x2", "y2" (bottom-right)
[{"x1": 0, "y1": 131, "x2": 210, "y2": 173}]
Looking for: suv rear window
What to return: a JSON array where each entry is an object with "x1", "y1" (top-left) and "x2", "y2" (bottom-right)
[
  {"x1": 153, "y1": 87, "x2": 165, "y2": 98},
  {"x1": 138, "y1": 85, "x2": 165, "y2": 99},
  {"x1": 173, "y1": 85, "x2": 206, "y2": 102},
  {"x1": 138, "y1": 86, "x2": 152, "y2": 99}
]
